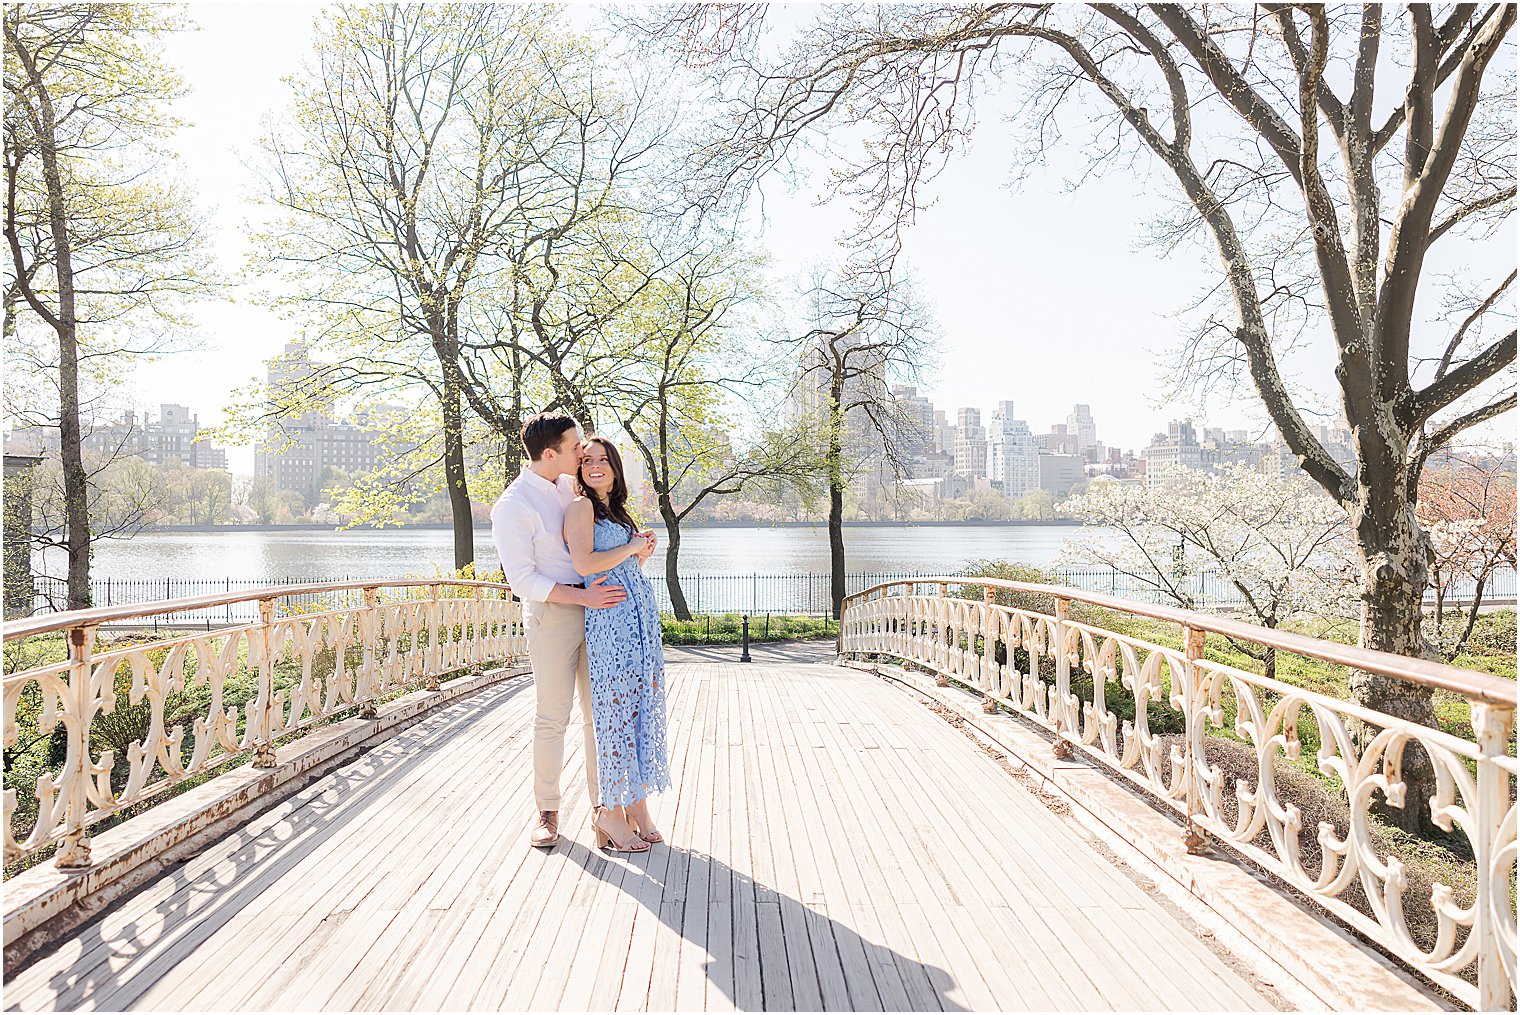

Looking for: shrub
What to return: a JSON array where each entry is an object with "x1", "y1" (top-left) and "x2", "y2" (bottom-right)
[
  {"x1": 1452, "y1": 608, "x2": 1516, "y2": 657},
  {"x1": 955, "y1": 559, "x2": 1059, "y2": 616},
  {"x1": 1176, "y1": 735, "x2": 1475, "y2": 959},
  {"x1": 660, "y1": 613, "x2": 836, "y2": 645}
]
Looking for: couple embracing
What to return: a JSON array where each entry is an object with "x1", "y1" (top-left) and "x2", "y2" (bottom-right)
[{"x1": 490, "y1": 411, "x2": 671, "y2": 854}]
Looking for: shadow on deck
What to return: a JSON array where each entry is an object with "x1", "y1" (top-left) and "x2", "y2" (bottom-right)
[{"x1": 5, "y1": 649, "x2": 1282, "y2": 1012}]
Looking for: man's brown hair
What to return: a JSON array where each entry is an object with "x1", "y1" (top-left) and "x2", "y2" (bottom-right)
[{"x1": 521, "y1": 411, "x2": 579, "y2": 461}]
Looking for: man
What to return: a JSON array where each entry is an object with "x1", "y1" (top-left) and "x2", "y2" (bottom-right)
[{"x1": 491, "y1": 411, "x2": 641, "y2": 847}]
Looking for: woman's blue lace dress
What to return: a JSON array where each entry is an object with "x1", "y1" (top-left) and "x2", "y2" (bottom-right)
[{"x1": 584, "y1": 518, "x2": 671, "y2": 807}]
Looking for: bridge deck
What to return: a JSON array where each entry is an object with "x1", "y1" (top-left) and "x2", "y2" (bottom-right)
[{"x1": 7, "y1": 646, "x2": 1278, "y2": 1012}]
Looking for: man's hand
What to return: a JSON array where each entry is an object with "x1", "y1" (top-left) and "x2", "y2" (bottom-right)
[{"x1": 581, "y1": 575, "x2": 627, "y2": 609}]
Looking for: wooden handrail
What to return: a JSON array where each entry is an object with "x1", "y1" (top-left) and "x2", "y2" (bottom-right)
[
  {"x1": 2, "y1": 579, "x2": 515, "y2": 640},
  {"x1": 844, "y1": 576, "x2": 1517, "y2": 706}
]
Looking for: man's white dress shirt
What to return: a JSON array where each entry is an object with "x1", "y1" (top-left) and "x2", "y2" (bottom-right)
[{"x1": 491, "y1": 468, "x2": 581, "y2": 603}]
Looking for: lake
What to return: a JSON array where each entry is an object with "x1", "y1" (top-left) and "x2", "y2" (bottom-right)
[
  {"x1": 35, "y1": 523, "x2": 1088, "y2": 582},
  {"x1": 28, "y1": 523, "x2": 1512, "y2": 618}
]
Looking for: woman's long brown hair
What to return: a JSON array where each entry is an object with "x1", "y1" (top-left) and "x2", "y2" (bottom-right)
[{"x1": 575, "y1": 436, "x2": 640, "y2": 535}]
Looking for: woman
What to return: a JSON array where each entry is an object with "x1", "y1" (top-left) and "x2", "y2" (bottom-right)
[{"x1": 563, "y1": 436, "x2": 671, "y2": 853}]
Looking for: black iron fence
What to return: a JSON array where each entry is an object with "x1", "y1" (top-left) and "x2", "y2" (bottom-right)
[{"x1": 23, "y1": 566, "x2": 1515, "y2": 626}]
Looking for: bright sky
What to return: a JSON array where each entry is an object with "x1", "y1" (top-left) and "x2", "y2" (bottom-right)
[{"x1": 138, "y1": 4, "x2": 1514, "y2": 474}]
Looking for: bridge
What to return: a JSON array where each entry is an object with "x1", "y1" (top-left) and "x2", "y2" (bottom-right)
[{"x1": 3, "y1": 579, "x2": 1515, "y2": 1011}]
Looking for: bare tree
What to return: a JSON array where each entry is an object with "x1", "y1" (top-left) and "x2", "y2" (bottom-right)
[
  {"x1": 790, "y1": 262, "x2": 935, "y2": 618},
  {"x1": 5, "y1": 5, "x2": 211, "y2": 608},
  {"x1": 449, "y1": 73, "x2": 687, "y2": 442},
  {"x1": 612, "y1": 243, "x2": 820, "y2": 619},
  {"x1": 255, "y1": 8, "x2": 685, "y2": 565},
  {"x1": 18, "y1": 446, "x2": 165, "y2": 610},
  {"x1": 1419, "y1": 450, "x2": 1517, "y2": 659},
  {"x1": 639, "y1": 5, "x2": 1516, "y2": 830},
  {"x1": 256, "y1": 4, "x2": 605, "y2": 569}
]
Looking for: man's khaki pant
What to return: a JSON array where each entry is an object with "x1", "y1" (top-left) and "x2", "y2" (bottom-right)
[{"x1": 524, "y1": 599, "x2": 599, "y2": 810}]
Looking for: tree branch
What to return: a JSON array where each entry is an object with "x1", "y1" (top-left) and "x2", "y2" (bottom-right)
[{"x1": 1402, "y1": 330, "x2": 1516, "y2": 428}]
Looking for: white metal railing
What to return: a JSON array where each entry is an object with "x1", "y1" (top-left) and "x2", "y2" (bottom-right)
[
  {"x1": 840, "y1": 578, "x2": 1517, "y2": 1010},
  {"x1": 3, "y1": 580, "x2": 525, "y2": 872}
]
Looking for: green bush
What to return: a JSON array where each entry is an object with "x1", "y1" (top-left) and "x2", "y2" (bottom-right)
[
  {"x1": 955, "y1": 559, "x2": 1060, "y2": 616},
  {"x1": 660, "y1": 613, "x2": 836, "y2": 645},
  {"x1": 1451, "y1": 608, "x2": 1516, "y2": 658}
]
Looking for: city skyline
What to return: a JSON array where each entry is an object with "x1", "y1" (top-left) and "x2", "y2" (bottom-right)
[{"x1": 0, "y1": 380, "x2": 1400, "y2": 482}]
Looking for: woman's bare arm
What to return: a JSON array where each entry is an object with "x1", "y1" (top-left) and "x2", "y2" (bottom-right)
[{"x1": 563, "y1": 498, "x2": 641, "y2": 575}]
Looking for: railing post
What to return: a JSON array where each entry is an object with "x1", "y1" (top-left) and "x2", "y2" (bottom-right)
[
  {"x1": 468, "y1": 587, "x2": 485, "y2": 678},
  {"x1": 1182, "y1": 625, "x2": 1211, "y2": 855},
  {"x1": 932, "y1": 583, "x2": 951, "y2": 686},
  {"x1": 1051, "y1": 597, "x2": 1073, "y2": 759},
  {"x1": 253, "y1": 597, "x2": 279, "y2": 768},
  {"x1": 1470, "y1": 701, "x2": 1515, "y2": 1010},
  {"x1": 355, "y1": 586, "x2": 381, "y2": 715},
  {"x1": 979, "y1": 586, "x2": 1002, "y2": 710},
  {"x1": 53, "y1": 625, "x2": 96, "y2": 869},
  {"x1": 426, "y1": 582, "x2": 443, "y2": 693}
]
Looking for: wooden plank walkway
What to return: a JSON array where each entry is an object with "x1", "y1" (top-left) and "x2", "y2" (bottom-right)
[{"x1": 6, "y1": 646, "x2": 1279, "y2": 1012}]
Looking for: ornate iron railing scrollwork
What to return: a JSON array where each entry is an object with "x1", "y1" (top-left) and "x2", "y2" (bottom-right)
[
  {"x1": 4, "y1": 580, "x2": 526, "y2": 873},
  {"x1": 840, "y1": 577, "x2": 1517, "y2": 1010}
]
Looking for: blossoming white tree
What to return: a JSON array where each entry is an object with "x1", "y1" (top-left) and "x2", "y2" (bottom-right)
[
  {"x1": 1062, "y1": 466, "x2": 1359, "y2": 680},
  {"x1": 1418, "y1": 455, "x2": 1517, "y2": 659}
]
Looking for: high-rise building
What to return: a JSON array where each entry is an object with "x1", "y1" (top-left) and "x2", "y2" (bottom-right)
[
  {"x1": 933, "y1": 410, "x2": 955, "y2": 456},
  {"x1": 987, "y1": 402, "x2": 1039, "y2": 499},
  {"x1": 1042, "y1": 424, "x2": 1078, "y2": 456},
  {"x1": 254, "y1": 345, "x2": 399, "y2": 507},
  {"x1": 1066, "y1": 404, "x2": 1098, "y2": 458},
  {"x1": 889, "y1": 385, "x2": 937, "y2": 461},
  {"x1": 4, "y1": 404, "x2": 228, "y2": 471},
  {"x1": 1038, "y1": 453, "x2": 1084, "y2": 497},
  {"x1": 1142, "y1": 419, "x2": 1203, "y2": 486},
  {"x1": 953, "y1": 408, "x2": 986, "y2": 477},
  {"x1": 144, "y1": 404, "x2": 229, "y2": 470}
]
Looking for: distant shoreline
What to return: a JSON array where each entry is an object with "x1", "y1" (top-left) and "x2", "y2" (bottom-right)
[{"x1": 137, "y1": 519, "x2": 1081, "y2": 533}]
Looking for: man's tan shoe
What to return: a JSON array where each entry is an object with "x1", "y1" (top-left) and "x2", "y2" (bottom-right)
[{"x1": 530, "y1": 810, "x2": 560, "y2": 848}]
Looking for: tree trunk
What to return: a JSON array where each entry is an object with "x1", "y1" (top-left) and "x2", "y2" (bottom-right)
[
  {"x1": 22, "y1": 52, "x2": 90, "y2": 611},
  {"x1": 1450, "y1": 579, "x2": 1486, "y2": 662},
  {"x1": 661, "y1": 497, "x2": 691, "y2": 621},
  {"x1": 828, "y1": 474, "x2": 845, "y2": 620},
  {"x1": 1432, "y1": 577, "x2": 1447, "y2": 646},
  {"x1": 1347, "y1": 497, "x2": 1437, "y2": 833},
  {"x1": 827, "y1": 384, "x2": 845, "y2": 620},
  {"x1": 59, "y1": 294, "x2": 89, "y2": 611},
  {"x1": 439, "y1": 366, "x2": 474, "y2": 572},
  {"x1": 501, "y1": 421, "x2": 523, "y2": 487},
  {"x1": 502, "y1": 367, "x2": 524, "y2": 482}
]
